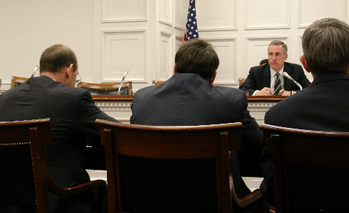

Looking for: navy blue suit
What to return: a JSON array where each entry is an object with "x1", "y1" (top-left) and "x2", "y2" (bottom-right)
[
  {"x1": 239, "y1": 62, "x2": 311, "y2": 95},
  {"x1": 131, "y1": 73, "x2": 264, "y2": 213},
  {"x1": 260, "y1": 73, "x2": 349, "y2": 207}
]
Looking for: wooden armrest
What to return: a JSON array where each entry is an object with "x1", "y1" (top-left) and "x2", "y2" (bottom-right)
[
  {"x1": 232, "y1": 189, "x2": 263, "y2": 208},
  {"x1": 48, "y1": 179, "x2": 107, "y2": 196}
]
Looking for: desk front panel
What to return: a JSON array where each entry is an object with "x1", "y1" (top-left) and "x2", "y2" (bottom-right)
[{"x1": 92, "y1": 95, "x2": 286, "y2": 124}]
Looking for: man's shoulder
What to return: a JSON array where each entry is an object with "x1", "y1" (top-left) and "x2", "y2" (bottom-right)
[
  {"x1": 267, "y1": 91, "x2": 303, "y2": 116},
  {"x1": 37, "y1": 77, "x2": 90, "y2": 100},
  {"x1": 251, "y1": 64, "x2": 268, "y2": 70},
  {"x1": 249, "y1": 64, "x2": 269, "y2": 74},
  {"x1": 134, "y1": 85, "x2": 157, "y2": 96},
  {"x1": 132, "y1": 85, "x2": 162, "y2": 103},
  {"x1": 214, "y1": 86, "x2": 246, "y2": 98},
  {"x1": 284, "y1": 62, "x2": 303, "y2": 70}
]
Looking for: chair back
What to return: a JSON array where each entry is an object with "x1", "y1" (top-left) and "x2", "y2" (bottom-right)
[
  {"x1": 152, "y1": 80, "x2": 164, "y2": 85},
  {"x1": 0, "y1": 119, "x2": 108, "y2": 213},
  {"x1": 96, "y1": 120, "x2": 243, "y2": 213},
  {"x1": 0, "y1": 119, "x2": 51, "y2": 212},
  {"x1": 261, "y1": 124, "x2": 349, "y2": 213},
  {"x1": 77, "y1": 81, "x2": 132, "y2": 95},
  {"x1": 238, "y1": 78, "x2": 246, "y2": 87},
  {"x1": 11, "y1": 76, "x2": 29, "y2": 88}
]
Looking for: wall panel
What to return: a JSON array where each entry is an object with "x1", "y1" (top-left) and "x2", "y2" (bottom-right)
[
  {"x1": 159, "y1": 32, "x2": 172, "y2": 81},
  {"x1": 298, "y1": 0, "x2": 347, "y2": 28},
  {"x1": 102, "y1": 30, "x2": 147, "y2": 83},
  {"x1": 244, "y1": 0, "x2": 291, "y2": 29},
  {"x1": 159, "y1": 0, "x2": 172, "y2": 26},
  {"x1": 174, "y1": 0, "x2": 187, "y2": 29},
  {"x1": 103, "y1": 0, "x2": 147, "y2": 22},
  {"x1": 196, "y1": 0, "x2": 237, "y2": 31}
]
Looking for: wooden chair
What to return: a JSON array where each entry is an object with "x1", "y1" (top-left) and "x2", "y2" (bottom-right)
[
  {"x1": 77, "y1": 81, "x2": 132, "y2": 95},
  {"x1": 261, "y1": 124, "x2": 349, "y2": 213},
  {"x1": 96, "y1": 119, "x2": 263, "y2": 213},
  {"x1": 11, "y1": 76, "x2": 29, "y2": 88},
  {"x1": 238, "y1": 78, "x2": 246, "y2": 87},
  {"x1": 0, "y1": 118, "x2": 107, "y2": 213},
  {"x1": 152, "y1": 80, "x2": 164, "y2": 85}
]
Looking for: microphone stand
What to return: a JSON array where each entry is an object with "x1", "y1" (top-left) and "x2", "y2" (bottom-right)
[
  {"x1": 282, "y1": 72, "x2": 303, "y2": 90},
  {"x1": 118, "y1": 70, "x2": 129, "y2": 95},
  {"x1": 31, "y1": 66, "x2": 40, "y2": 77}
]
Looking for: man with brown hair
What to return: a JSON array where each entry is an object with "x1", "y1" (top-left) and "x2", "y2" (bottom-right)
[{"x1": 131, "y1": 39, "x2": 264, "y2": 213}]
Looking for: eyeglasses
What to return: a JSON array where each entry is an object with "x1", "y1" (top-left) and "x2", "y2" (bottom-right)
[
  {"x1": 76, "y1": 74, "x2": 82, "y2": 84},
  {"x1": 268, "y1": 52, "x2": 284, "y2": 58}
]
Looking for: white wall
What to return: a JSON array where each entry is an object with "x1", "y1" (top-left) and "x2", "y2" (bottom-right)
[
  {"x1": 0, "y1": 0, "x2": 94, "y2": 90},
  {"x1": 1, "y1": 0, "x2": 348, "y2": 92}
]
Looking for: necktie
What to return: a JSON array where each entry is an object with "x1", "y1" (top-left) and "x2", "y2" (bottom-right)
[{"x1": 274, "y1": 73, "x2": 281, "y2": 95}]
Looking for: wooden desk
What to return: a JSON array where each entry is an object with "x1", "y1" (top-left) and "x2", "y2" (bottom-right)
[
  {"x1": 92, "y1": 95, "x2": 133, "y2": 123},
  {"x1": 247, "y1": 96, "x2": 287, "y2": 124},
  {"x1": 92, "y1": 95, "x2": 287, "y2": 124}
]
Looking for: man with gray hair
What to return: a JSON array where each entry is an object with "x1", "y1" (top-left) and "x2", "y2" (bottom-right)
[
  {"x1": 240, "y1": 40, "x2": 310, "y2": 96},
  {"x1": 260, "y1": 18, "x2": 349, "y2": 210}
]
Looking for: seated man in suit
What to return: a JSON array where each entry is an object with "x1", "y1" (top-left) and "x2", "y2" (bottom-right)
[
  {"x1": 239, "y1": 40, "x2": 311, "y2": 96},
  {"x1": 260, "y1": 18, "x2": 349, "y2": 208},
  {"x1": 0, "y1": 44, "x2": 117, "y2": 213},
  {"x1": 131, "y1": 39, "x2": 264, "y2": 213}
]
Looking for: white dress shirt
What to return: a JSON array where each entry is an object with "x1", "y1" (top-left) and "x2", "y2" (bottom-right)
[{"x1": 270, "y1": 67, "x2": 284, "y2": 92}]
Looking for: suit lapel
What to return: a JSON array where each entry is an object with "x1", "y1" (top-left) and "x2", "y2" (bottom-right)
[
  {"x1": 262, "y1": 66, "x2": 271, "y2": 88},
  {"x1": 283, "y1": 63, "x2": 292, "y2": 90}
]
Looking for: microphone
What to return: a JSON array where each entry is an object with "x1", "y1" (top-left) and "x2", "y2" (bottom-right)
[
  {"x1": 118, "y1": 70, "x2": 129, "y2": 95},
  {"x1": 31, "y1": 66, "x2": 40, "y2": 77},
  {"x1": 282, "y1": 72, "x2": 303, "y2": 90}
]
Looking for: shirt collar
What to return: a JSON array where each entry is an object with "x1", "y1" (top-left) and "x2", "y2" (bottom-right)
[{"x1": 270, "y1": 66, "x2": 284, "y2": 76}]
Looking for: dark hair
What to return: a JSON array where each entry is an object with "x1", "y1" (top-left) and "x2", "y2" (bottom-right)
[
  {"x1": 39, "y1": 44, "x2": 77, "y2": 73},
  {"x1": 260, "y1": 59, "x2": 268, "y2": 65},
  {"x1": 175, "y1": 39, "x2": 219, "y2": 80},
  {"x1": 302, "y1": 18, "x2": 349, "y2": 75}
]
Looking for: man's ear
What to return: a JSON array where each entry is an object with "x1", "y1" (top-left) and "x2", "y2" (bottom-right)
[
  {"x1": 284, "y1": 54, "x2": 288, "y2": 61},
  {"x1": 300, "y1": 55, "x2": 311, "y2": 73},
  {"x1": 66, "y1": 64, "x2": 74, "y2": 78},
  {"x1": 208, "y1": 71, "x2": 217, "y2": 84},
  {"x1": 174, "y1": 64, "x2": 177, "y2": 74}
]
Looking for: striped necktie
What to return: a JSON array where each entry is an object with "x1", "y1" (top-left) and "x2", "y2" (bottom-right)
[{"x1": 274, "y1": 73, "x2": 281, "y2": 95}]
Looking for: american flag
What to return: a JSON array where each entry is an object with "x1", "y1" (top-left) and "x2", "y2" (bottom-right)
[{"x1": 185, "y1": 0, "x2": 199, "y2": 41}]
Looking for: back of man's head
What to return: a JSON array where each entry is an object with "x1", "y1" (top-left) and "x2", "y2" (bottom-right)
[
  {"x1": 40, "y1": 44, "x2": 78, "y2": 73},
  {"x1": 302, "y1": 18, "x2": 349, "y2": 76},
  {"x1": 175, "y1": 39, "x2": 219, "y2": 80}
]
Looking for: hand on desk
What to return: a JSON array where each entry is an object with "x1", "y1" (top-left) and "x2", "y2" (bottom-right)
[
  {"x1": 279, "y1": 90, "x2": 298, "y2": 96},
  {"x1": 254, "y1": 87, "x2": 274, "y2": 96},
  {"x1": 279, "y1": 89, "x2": 291, "y2": 96},
  {"x1": 254, "y1": 88, "x2": 295, "y2": 96}
]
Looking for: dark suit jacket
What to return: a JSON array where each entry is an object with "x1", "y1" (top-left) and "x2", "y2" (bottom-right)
[
  {"x1": 239, "y1": 62, "x2": 311, "y2": 95},
  {"x1": 260, "y1": 73, "x2": 349, "y2": 208},
  {"x1": 131, "y1": 73, "x2": 264, "y2": 213},
  {"x1": 0, "y1": 76, "x2": 117, "y2": 213}
]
